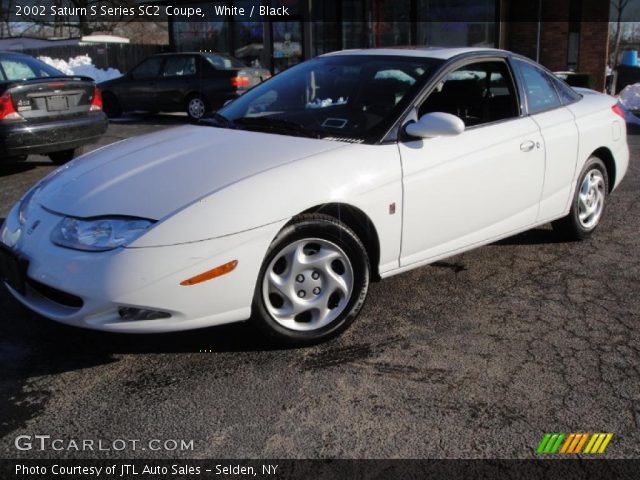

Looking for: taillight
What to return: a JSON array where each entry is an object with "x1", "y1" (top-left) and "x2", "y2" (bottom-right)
[
  {"x1": 90, "y1": 86, "x2": 103, "y2": 111},
  {"x1": 0, "y1": 93, "x2": 22, "y2": 121},
  {"x1": 231, "y1": 76, "x2": 250, "y2": 89},
  {"x1": 612, "y1": 103, "x2": 626, "y2": 119}
]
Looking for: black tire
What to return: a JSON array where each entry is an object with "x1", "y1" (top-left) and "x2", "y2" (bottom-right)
[
  {"x1": 186, "y1": 94, "x2": 209, "y2": 121},
  {"x1": 102, "y1": 92, "x2": 122, "y2": 118},
  {"x1": 48, "y1": 149, "x2": 75, "y2": 165},
  {"x1": 552, "y1": 156, "x2": 609, "y2": 241},
  {"x1": 252, "y1": 214, "x2": 370, "y2": 346}
]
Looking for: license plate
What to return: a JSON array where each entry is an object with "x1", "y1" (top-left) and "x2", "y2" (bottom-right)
[
  {"x1": 0, "y1": 245, "x2": 27, "y2": 295},
  {"x1": 46, "y1": 95, "x2": 69, "y2": 112}
]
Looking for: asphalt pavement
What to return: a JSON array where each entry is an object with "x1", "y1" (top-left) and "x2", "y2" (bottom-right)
[{"x1": 0, "y1": 117, "x2": 639, "y2": 459}]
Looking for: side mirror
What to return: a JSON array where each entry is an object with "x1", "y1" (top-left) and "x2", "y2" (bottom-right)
[{"x1": 405, "y1": 112, "x2": 465, "y2": 139}]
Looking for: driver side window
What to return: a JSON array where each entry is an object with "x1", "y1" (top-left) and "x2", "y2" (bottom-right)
[
  {"x1": 419, "y1": 61, "x2": 519, "y2": 127},
  {"x1": 131, "y1": 57, "x2": 163, "y2": 81}
]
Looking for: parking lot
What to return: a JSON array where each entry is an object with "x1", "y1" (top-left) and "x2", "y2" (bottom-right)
[{"x1": 1, "y1": 117, "x2": 639, "y2": 459}]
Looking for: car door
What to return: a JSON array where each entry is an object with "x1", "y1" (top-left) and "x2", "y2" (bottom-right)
[
  {"x1": 155, "y1": 55, "x2": 198, "y2": 112},
  {"x1": 512, "y1": 58, "x2": 580, "y2": 222},
  {"x1": 398, "y1": 59, "x2": 545, "y2": 267},
  {"x1": 118, "y1": 56, "x2": 164, "y2": 111}
]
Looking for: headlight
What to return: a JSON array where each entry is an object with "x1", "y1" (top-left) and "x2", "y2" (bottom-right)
[{"x1": 51, "y1": 217, "x2": 154, "y2": 251}]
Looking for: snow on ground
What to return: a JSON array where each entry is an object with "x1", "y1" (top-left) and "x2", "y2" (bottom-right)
[
  {"x1": 38, "y1": 55, "x2": 122, "y2": 82},
  {"x1": 618, "y1": 83, "x2": 640, "y2": 125}
]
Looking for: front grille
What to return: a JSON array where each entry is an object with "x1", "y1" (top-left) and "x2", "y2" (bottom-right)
[{"x1": 27, "y1": 279, "x2": 83, "y2": 309}]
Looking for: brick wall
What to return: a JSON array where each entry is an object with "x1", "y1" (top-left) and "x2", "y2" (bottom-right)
[{"x1": 505, "y1": 0, "x2": 609, "y2": 91}]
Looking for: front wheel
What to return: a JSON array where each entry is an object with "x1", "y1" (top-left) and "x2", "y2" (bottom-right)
[
  {"x1": 252, "y1": 214, "x2": 370, "y2": 346},
  {"x1": 552, "y1": 156, "x2": 609, "y2": 240}
]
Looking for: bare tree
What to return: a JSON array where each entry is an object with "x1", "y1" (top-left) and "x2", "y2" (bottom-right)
[{"x1": 611, "y1": 0, "x2": 630, "y2": 66}]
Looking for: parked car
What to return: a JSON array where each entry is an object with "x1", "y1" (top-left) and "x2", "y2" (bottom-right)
[
  {"x1": 0, "y1": 51, "x2": 107, "y2": 164},
  {"x1": 0, "y1": 48, "x2": 629, "y2": 345},
  {"x1": 99, "y1": 52, "x2": 270, "y2": 120}
]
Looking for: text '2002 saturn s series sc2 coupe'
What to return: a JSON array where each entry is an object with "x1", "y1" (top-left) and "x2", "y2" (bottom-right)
[{"x1": 0, "y1": 48, "x2": 629, "y2": 345}]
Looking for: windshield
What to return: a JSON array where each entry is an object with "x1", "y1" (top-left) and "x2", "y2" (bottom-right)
[{"x1": 217, "y1": 55, "x2": 444, "y2": 143}]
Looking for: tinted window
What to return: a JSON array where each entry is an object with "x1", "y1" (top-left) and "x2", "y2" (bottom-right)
[
  {"x1": 131, "y1": 57, "x2": 163, "y2": 80},
  {"x1": 0, "y1": 56, "x2": 62, "y2": 81},
  {"x1": 162, "y1": 56, "x2": 196, "y2": 77},
  {"x1": 419, "y1": 61, "x2": 519, "y2": 126},
  {"x1": 515, "y1": 59, "x2": 562, "y2": 114}
]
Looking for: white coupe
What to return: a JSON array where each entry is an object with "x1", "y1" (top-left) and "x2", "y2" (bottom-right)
[{"x1": 0, "y1": 48, "x2": 629, "y2": 345}]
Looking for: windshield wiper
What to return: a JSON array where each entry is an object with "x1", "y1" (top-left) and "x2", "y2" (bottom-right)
[
  {"x1": 198, "y1": 112, "x2": 236, "y2": 129},
  {"x1": 233, "y1": 117, "x2": 321, "y2": 139}
]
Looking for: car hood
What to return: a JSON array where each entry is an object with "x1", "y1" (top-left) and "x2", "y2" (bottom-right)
[{"x1": 38, "y1": 125, "x2": 347, "y2": 220}]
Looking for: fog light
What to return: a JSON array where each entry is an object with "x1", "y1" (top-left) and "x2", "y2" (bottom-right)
[{"x1": 118, "y1": 307, "x2": 171, "y2": 321}]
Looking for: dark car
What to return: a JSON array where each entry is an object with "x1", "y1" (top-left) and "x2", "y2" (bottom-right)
[
  {"x1": 99, "y1": 52, "x2": 271, "y2": 121},
  {"x1": 0, "y1": 51, "x2": 108, "y2": 164}
]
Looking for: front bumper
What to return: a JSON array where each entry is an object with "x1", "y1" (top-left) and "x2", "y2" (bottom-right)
[
  {"x1": 0, "y1": 112, "x2": 108, "y2": 158},
  {"x1": 1, "y1": 204, "x2": 285, "y2": 333}
]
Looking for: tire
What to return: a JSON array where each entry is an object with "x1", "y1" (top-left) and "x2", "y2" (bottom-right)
[
  {"x1": 102, "y1": 92, "x2": 122, "y2": 118},
  {"x1": 552, "y1": 156, "x2": 609, "y2": 240},
  {"x1": 186, "y1": 94, "x2": 209, "y2": 121},
  {"x1": 252, "y1": 214, "x2": 370, "y2": 346},
  {"x1": 48, "y1": 149, "x2": 75, "y2": 165}
]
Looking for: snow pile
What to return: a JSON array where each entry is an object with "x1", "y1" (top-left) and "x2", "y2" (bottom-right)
[
  {"x1": 38, "y1": 55, "x2": 122, "y2": 82},
  {"x1": 618, "y1": 83, "x2": 640, "y2": 125}
]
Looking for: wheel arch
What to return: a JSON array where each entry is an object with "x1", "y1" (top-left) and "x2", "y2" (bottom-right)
[
  {"x1": 299, "y1": 203, "x2": 381, "y2": 281},
  {"x1": 591, "y1": 147, "x2": 616, "y2": 193}
]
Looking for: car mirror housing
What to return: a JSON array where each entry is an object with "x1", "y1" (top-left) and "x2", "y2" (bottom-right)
[{"x1": 405, "y1": 112, "x2": 465, "y2": 139}]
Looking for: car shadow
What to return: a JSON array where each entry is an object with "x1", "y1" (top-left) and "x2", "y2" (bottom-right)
[
  {"x1": 493, "y1": 227, "x2": 570, "y2": 246},
  {"x1": 0, "y1": 289, "x2": 294, "y2": 437},
  {"x1": 0, "y1": 161, "x2": 52, "y2": 178}
]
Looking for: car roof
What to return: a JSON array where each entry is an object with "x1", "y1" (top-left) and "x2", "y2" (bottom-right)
[{"x1": 321, "y1": 47, "x2": 510, "y2": 60}]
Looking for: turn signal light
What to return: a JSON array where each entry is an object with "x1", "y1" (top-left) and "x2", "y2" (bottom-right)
[
  {"x1": 0, "y1": 93, "x2": 22, "y2": 121},
  {"x1": 90, "y1": 86, "x2": 103, "y2": 111},
  {"x1": 612, "y1": 103, "x2": 625, "y2": 119},
  {"x1": 180, "y1": 260, "x2": 238, "y2": 286},
  {"x1": 231, "y1": 76, "x2": 250, "y2": 88}
]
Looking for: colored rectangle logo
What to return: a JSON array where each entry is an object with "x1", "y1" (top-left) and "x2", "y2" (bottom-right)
[{"x1": 537, "y1": 433, "x2": 613, "y2": 454}]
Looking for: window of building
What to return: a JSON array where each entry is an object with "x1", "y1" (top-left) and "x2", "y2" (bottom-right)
[
  {"x1": 416, "y1": 0, "x2": 496, "y2": 47},
  {"x1": 419, "y1": 61, "x2": 519, "y2": 127},
  {"x1": 514, "y1": 59, "x2": 562, "y2": 114}
]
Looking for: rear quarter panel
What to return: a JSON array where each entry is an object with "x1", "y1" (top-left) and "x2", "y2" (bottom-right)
[{"x1": 567, "y1": 91, "x2": 629, "y2": 193}]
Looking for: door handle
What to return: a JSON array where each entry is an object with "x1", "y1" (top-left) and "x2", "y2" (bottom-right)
[{"x1": 520, "y1": 140, "x2": 535, "y2": 152}]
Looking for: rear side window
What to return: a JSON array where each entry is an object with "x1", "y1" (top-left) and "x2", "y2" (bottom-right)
[
  {"x1": 131, "y1": 57, "x2": 163, "y2": 80},
  {"x1": 551, "y1": 76, "x2": 581, "y2": 105},
  {"x1": 205, "y1": 54, "x2": 245, "y2": 70},
  {"x1": 162, "y1": 56, "x2": 197, "y2": 77},
  {"x1": 515, "y1": 59, "x2": 562, "y2": 114}
]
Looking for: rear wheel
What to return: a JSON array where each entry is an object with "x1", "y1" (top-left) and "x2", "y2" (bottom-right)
[
  {"x1": 102, "y1": 92, "x2": 122, "y2": 118},
  {"x1": 186, "y1": 94, "x2": 209, "y2": 121},
  {"x1": 48, "y1": 149, "x2": 75, "y2": 165},
  {"x1": 252, "y1": 214, "x2": 370, "y2": 346},
  {"x1": 552, "y1": 156, "x2": 609, "y2": 240}
]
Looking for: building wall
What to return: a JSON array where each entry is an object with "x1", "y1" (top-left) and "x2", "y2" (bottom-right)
[{"x1": 505, "y1": 0, "x2": 609, "y2": 91}]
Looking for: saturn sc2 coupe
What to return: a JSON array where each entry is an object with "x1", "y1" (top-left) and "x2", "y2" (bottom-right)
[{"x1": 0, "y1": 48, "x2": 629, "y2": 345}]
